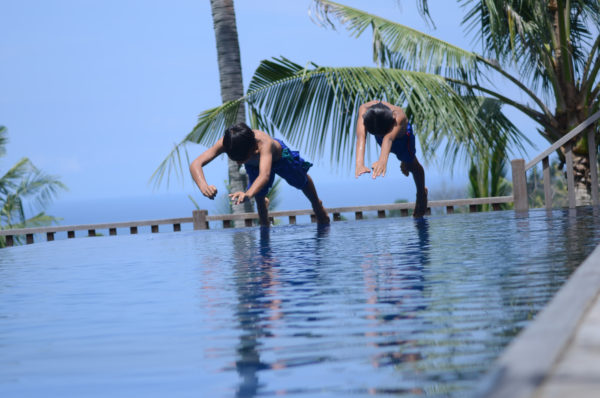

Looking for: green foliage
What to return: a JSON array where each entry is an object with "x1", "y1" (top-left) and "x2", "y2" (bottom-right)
[
  {"x1": 0, "y1": 126, "x2": 67, "y2": 247},
  {"x1": 527, "y1": 160, "x2": 568, "y2": 208}
]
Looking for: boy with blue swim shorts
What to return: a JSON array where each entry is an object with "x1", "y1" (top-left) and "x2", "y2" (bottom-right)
[
  {"x1": 190, "y1": 122, "x2": 329, "y2": 226},
  {"x1": 355, "y1": 100, "x2": 428, "y2": 217}
]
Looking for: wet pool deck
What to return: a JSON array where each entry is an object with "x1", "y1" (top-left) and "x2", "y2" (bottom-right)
[{"x1": 477, "y1": 243, "x2": 600, "y2": 398}]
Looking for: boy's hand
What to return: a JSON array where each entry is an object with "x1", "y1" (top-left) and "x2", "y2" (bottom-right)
[
  {"x1": 200, "y1": 184, "x2": 218, "y2": 199},
  {"x1": 229, "y1": 191, "x2": 249, "y2": 205},
  {"x1": 355, "y1": 164, "x2": 371, "y2": 178},
  {"x1": 371, "y1": 160, "x2": 387, "y2": 179}
]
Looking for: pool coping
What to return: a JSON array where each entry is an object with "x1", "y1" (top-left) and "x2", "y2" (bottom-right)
[{"x1": 474, "y1": 242, "x2": 600, "y2": 398}]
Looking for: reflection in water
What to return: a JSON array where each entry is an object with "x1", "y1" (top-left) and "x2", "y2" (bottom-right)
[
  {"x1": 231, "y1": 226, "x2": 330, "y2": 398},
  {"x1": 361, "y1": 219, "x2": 430, "y2": 393}
]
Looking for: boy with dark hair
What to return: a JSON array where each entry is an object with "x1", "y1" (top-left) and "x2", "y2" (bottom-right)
[
  {"x1": 355, "y1": 100, "x2": 428, "y2": 217},
  {"x1": 190, "y1": 122, "x2": 330, "y2": 226}
]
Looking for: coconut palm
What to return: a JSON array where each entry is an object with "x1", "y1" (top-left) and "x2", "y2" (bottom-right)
[
  {"x1": 0, "y1": 126, "x2": 67, "y2": 247},
  {"x1": 153, "y1": 0, "x2": 253, "y2": 222}
]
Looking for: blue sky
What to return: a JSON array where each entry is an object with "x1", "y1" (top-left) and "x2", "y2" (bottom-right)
[{"x1": 1, "y1": 0, "x2": 544, "y2": 217}]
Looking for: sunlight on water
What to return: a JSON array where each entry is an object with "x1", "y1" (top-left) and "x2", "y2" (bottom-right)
[{"x1": 1, "y1": 208, "x2": 600, "y2": 397}]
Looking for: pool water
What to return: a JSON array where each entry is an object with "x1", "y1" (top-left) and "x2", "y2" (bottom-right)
[{"x1": 1, "y1": 207, "x2": 600, "y2": 398}]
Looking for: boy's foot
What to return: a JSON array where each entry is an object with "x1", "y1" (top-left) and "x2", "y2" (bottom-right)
[
  {"x1": 413, "y1": 187, "x2": 428, "y2": 218},
  {"x1": 314, "y1": 201, "x2": 330, "y2": 224},
  {"x1": 400, "y1": 161, "x2": 410, "y2": 177}
]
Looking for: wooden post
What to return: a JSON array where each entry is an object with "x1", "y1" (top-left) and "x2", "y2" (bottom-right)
[
  {"x1": 130, "y1": 226, "x2": 138, "y2": 235},
  {"x1": 377, "y1": 210, "x2": 386, "y2": 218},
  {"x1": 244, "y1": 219, "x2": 253, "y2": 227},
  {"x1": 469, "y1": 204, "x2": 478, "y2": 213},
  {"x1": 151, "y1": 225, "x2": 158, "y2": 233},
  {"x1": 355, "y1": 211, "x2": 363, "y2": 220},
  {"x1": 223, "y1": 220, "x2": 232, "y2": 228},
  {"x1": 589, "y1": 129, "x2": 599, "y2": 206},
  {"x1": 310, "y1": 214, "x2": 316, "y2": 223},
  {"x1": 6, "y1": 235, "x2": 14, "y2": 247},
  {"x1": 192, "y1": 210, "x2": 208, "y2": 230},
  {"x1": 288, "y1": 215, "x2": 296, "y2": 225},
  {"x1": 511, "y1": 159, "x2": 529, "y2": 212},
  {"x1": 492, "y1": 203, "x2": 501, "y2": 211},
  {"x1": 109, "y1": 228, "x2": 117, "y2": 236},
  {"x1": 542, "y1": 157, "x2": 552, "y2": 209},
  {"x1": 173, "y1": 224, "x2": 181, "y2": 232},
  {"x1": 26, "y1": 234, "x2": 33, "y2": 244},
  {"x1": 68, "y1": 231, "x2": 75, "y2": 239},
  {"x1": 401, "y1": 209, "x2": 409, "y2": 217},
  {"x1": 46, "y1": 232, "x2": 55, "y2": 242},
  {"x1": 88, "y1": 229, "x2": 95, "y2": 237},
  {"x1": 565, "y1": 142, "x2": 576, "y2": 208},
  {"x1": 333, "y1": 212, "x2": 341, "y2": 221},
  {"x1": 446, "y1": 206, "x2": 454, "y2": 214}
]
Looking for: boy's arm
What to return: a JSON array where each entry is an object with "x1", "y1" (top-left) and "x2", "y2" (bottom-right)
[
  {"x1": 371, "y1": 107, "x2": 407, "y2": 179},
  {"x1": 189, "y1": 138, "x2": 225, "y2": 199},
  {"x1": 355, "y1": 103, "x2": 372, "y2": 178},
  {"x1": 229, "y1": 137, "x2": 273, "y2": 205}
]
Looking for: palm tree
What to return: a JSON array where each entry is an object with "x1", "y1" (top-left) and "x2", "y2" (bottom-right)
[
  {"x1": 209, "y1": 0, "x2": 254, "y2": 219},
  {"x1": 468, "y1": 98, "x2": 519, "y2": 210},
  {"x1": 153, "y1": 0, "x2": 252, "y2": 222},
  {"x1": 0, "y1": 126, "x2": 67, "y2": 247}
]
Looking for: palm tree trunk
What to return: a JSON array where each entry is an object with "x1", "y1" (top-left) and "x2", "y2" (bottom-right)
[{"x1": 210, "y1": 0, "x2": 253, "y2": 220}]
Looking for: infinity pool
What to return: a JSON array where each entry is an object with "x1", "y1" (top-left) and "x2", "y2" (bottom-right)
[{"x1": 1, "y1": 207, "x2": 600, "y2": 397}]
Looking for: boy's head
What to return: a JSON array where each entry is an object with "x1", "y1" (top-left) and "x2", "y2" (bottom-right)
[
  {"x1": 223, "y1": 122, "x2": 257, "y2": 162},
  {"x1": 363, "y1": 102, "x2": 396, "y2": 136}
]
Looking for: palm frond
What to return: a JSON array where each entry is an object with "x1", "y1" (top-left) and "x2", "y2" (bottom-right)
[
  {"x1": 310, "y1": 0, "x2": 480, "y2": 81},
  {"x1": 0, "y1": 126, "x2": 7, "y2": 158},
  {"x1": 247, "y1": 57, "x2": 496, "y2": 168}
]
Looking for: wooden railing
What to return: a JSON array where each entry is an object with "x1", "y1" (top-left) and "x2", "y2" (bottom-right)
[
  {"x1": 511, "y1": 110, "x2": 600, "y2": 210},
  {"x1": 0, "y1": 196, "x2": 513, "y2": 247}
]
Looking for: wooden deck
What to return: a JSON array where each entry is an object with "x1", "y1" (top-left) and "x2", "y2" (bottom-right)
[
  {"x1": 0, "y1": 196, "x2": 513, "y2": 246},
  {"x1": 476, "y1": 242, "x2": 600, "y2": 398}
]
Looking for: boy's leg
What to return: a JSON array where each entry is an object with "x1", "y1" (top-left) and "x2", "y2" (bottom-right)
[
  {"x1": 255, "y1": 196, "x2": 270, "y2": 227},
  {"x1": 301, "y1": 175, "x2": 330, "y2": 224},
  {"x1": 402, "y1": 158, "x2": 428, "y2": 218}
]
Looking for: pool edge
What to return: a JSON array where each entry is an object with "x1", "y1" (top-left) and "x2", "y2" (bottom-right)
[{"x1": 473, "y1": 242, "x2": 600, "y2": 398}]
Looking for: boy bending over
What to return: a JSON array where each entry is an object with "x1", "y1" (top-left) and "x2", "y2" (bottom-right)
[
  {"x1": 190, "y1": 122, "x2": 330, "y2": 226},
  {"x1": 355, "y1": 100, "x2": 428, "y2": 217}
]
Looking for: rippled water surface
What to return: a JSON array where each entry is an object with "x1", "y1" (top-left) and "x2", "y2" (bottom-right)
[{"x1": 2, "y1": 208, "x2": 600, "y2": 398}]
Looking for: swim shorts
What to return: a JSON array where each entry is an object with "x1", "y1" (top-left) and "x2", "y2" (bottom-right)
[
  {"x1": 374, "y1": 122, "x2": 416, "y2": 163},
  {"x1": 244, "y1": 138, "x2": 312, "y2": 197}
]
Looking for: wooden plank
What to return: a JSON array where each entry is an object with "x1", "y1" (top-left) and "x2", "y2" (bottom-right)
[
  {"x1": 192, "y1": 210, "x2": 208, "y2": 230},
  {"x1": 526, "y1": 110, "x2": 600, "y2": 171},
  {"x1": 512, "y1": 159, "x2": 529, "y2": 211},
  {"x1": 565, "y1": 142, "x2": 576, "y2": 208},
  {"x1": 589, "y1": 129, "x2": 599, "y2": 206},
  {"x1": 543, "y1": 157, "x2": 552, "y2": 210}
]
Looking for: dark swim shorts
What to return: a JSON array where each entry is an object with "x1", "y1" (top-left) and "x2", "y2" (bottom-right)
[
  {"x1": 244, "y1": 138, "x2": 312, "y2": 197},
  {"x1": 374, "y1": 122, "x2": 416, "y2": 163}
]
